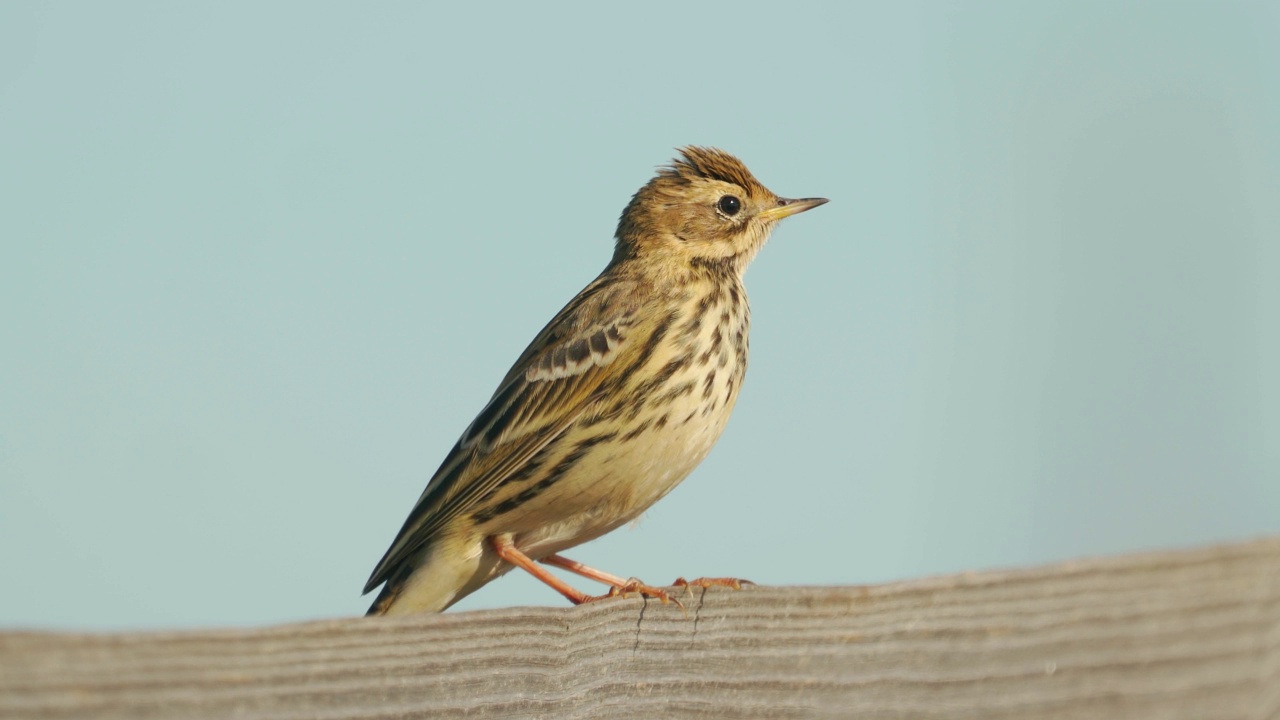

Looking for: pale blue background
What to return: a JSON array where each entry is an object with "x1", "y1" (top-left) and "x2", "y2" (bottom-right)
[{"x1": 2, "y1": 2, "x2": 1277, "y2": 630}]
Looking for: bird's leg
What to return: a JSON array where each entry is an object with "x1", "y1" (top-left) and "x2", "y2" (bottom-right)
[
  {"x1": 488, "y1": 536, "x2": 594, "y2": 605},
  {"x1": 540, "y1": 554, "x2": 630, "y2": 587},
  {"x1": 541, "y1": 553, "x2": 680, "y2": 607}
]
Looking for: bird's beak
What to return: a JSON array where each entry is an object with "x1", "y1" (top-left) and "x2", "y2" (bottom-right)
[{"x1": 759, "y1": 197, "x2": 829, "y2": 221}]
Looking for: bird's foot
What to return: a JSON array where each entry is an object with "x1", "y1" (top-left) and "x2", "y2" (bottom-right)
[
  {"x1": 672, "y1": 576, "x2": 754, "y2": 596},
  {"x1": 577, "y1": 578, "x2": 683, "y2": 609}
]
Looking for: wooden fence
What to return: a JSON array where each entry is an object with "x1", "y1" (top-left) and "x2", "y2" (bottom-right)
[{"x1": 3, "y1": 536, "x2": 1278, "y2": 718}]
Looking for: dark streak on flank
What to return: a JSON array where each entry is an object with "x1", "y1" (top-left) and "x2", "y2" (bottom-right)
[
  {"x1": 620, "y1": 311, "x2": 676, "y2": 381},
  {"x1": 680, "y1": 311, "x2": 702, "y2": 339},
  {"x1": 654, "y1": 379, "x2": 696, "y2": 405},
  {"x1": 541, "y1": 430, "x2": 618, "y2": 489},
  {"x1": 624, "y1": 352, "x2": 692, "y2": 419},
  {"x1": 702, "y1": 370, "x2": 717, "y2": 400},
  {"x1": 477, "y1": 431, "x2": 619, "y2": 522},
  {"x1": 621, "y1": 418, "x2": 652, "y2": 442}
]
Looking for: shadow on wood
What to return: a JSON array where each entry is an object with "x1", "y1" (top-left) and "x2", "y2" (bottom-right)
[{"x1": 3, "y1": 537, "x2": 1279, "y2": 719}]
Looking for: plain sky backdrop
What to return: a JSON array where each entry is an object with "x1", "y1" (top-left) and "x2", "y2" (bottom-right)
[{"x1": 2, "y1": 2, "x2": 1277, "y2": 630}]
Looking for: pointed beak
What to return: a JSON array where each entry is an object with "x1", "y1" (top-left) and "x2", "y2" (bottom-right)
[{"x1": 759, "y1": 196, "x2": 829, "y2": 221}]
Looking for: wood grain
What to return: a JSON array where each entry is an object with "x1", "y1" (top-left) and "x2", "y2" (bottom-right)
[{"x1": 3, "y1": 537, "x2": 1279, "y2": 719}]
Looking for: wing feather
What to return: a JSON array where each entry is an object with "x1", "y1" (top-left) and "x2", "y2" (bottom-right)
[{"x1": 364, "y1": 276, "x2": 640, "y2": 593}]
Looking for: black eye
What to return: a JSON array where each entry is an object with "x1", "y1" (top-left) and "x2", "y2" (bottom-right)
[{"x1": 717, "y1": 195, "x2": 741, "y2": 216}]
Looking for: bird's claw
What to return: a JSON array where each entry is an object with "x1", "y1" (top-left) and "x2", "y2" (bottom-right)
[
  {"x1": 672, "y1": 576, "x2": 754, "y2": 594},
  {"x1": 576, "y1": 578, "x2": 684, "y2": 609}
]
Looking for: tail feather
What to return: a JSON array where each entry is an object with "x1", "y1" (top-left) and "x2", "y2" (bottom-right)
[
  {"x1": 365, "y1": 564, "x2": 412, "y2": 616},
  {"x1": 364, "y1": 536, "x2": 506, "y2": 616}
]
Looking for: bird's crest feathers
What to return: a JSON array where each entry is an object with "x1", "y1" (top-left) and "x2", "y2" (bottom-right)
[{"x1": 662, "y1": 146, "x2": 768, "y2": 196}]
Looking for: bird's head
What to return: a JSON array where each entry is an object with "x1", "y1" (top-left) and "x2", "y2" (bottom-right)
[{"x1": 614, "y1": 146, "x2": 826, "y2": 273}]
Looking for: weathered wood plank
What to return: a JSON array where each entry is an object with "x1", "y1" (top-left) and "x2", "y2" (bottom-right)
[{"x1": 3, "y1": 537, "x2": 1278, "y2": 719}]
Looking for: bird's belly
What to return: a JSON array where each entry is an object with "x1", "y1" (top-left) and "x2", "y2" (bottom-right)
[
  {"x1": 473, "y1": 283, "x2": 751, "y2": 561},
  {"x1": 496, "y1": 390, "x2": 737, "y2": 559}
]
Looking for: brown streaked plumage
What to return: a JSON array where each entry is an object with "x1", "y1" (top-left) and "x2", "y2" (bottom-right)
[{"x1": 365, "y1": 147, "x2": 827, "y2": 615}]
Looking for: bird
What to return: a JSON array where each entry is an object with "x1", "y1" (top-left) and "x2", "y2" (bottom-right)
[{"x1": 364, "y1": 147, "x2": 827, "y2": 615}]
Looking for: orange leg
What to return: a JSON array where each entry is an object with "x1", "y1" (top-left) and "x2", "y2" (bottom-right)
[
  {"x1": 543, "y1": 553, "x2": 753, "y2": 598},
  {"x1": 488, "y1": 538, "x2": 678, "y2": 606},
  {"x1": 541, "y1": 554, "x2": 679, "y2": 606},
  {"x1": 489, "y1": 536, "x2": 594, "y2": 605},
  {"x1": 540, "y1": 554, "x2": 630, "y2": 587}
]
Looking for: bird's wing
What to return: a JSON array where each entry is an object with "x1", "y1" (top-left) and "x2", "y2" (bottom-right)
[{"x1": 364, "y1": 276, "x2": 645, "y2": 593}]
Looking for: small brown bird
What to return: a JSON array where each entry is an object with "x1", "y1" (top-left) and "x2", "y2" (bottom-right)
[{"x1": 365, "y1": 147, "x2": 826, "y2": 615}]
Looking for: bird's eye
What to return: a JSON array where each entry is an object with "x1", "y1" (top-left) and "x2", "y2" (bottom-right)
[{"x1": 717, "y1": 195, "x2": 742, "y2": 216}]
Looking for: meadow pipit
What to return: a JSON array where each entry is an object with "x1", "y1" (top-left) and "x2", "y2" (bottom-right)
[{"x1": 365, "y1": 147, "x2": 826, "y2": 614}]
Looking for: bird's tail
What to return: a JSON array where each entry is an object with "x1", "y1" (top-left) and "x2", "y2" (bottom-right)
[
  {"x1": 365, "y1": 565, "x2": 413, "y2": 616},
  {"x1": 365, "y1": 538, "x2": 505, "y2": 616}
]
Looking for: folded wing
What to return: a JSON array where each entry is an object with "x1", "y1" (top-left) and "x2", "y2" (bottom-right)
[{"x1": 363, "y1": 277, "x2": 639, "y2": 594}]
